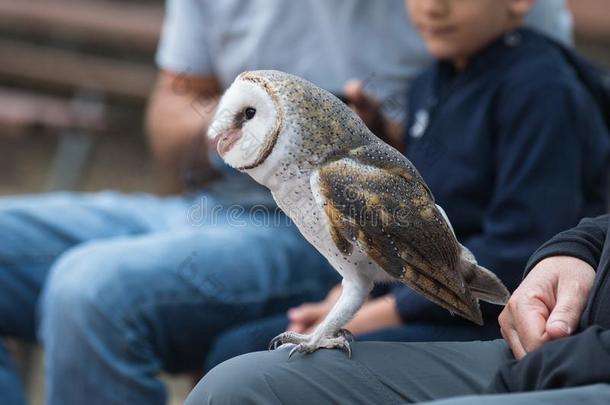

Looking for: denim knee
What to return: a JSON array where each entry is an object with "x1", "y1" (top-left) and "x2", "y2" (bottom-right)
[
  {"x1": 39, "y1": 240, "x2": 170, "y2": 405},
  {"x1": 38, "y1": 241, "x2": 139, "y2": 344}
]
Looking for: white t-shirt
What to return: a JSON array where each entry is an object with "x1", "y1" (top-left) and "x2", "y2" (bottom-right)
[{"x1": 157, "y1": 0, "x2": 572, "y2": 97}]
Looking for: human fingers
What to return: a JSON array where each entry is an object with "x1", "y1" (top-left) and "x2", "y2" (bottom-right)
[{"x1": 546, "y1": 263, "x2": 595, "y2": 339}]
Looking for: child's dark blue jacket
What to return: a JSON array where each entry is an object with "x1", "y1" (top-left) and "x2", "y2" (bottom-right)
[{"x1": 392, "y1": 28, "x2": 610, "y2": 326}]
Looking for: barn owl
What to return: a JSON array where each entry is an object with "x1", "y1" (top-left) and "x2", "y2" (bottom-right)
[{"x1": 208, "y1": 70, "x2": 510, "y2": 357}]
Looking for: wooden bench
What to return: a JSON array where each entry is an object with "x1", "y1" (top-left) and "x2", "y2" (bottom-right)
[
  {"x1": 0, "y1": 0, "x2": 163, "y2": 190},
  {"x1": 0, "y1": 86, "x2": 108, "y2": 189},
  {"x1": 568, "y1": 0, "x2": 610, "y2": 69},
  {"x1": 0, "y1": 0, "x2": 161, "y2": 53},
  {"x1": 0, "y1": 87, "x2": 106, "y2": 135},
  {"x1": 568, "y1": 0, "x2": 610, "y2": 44}
]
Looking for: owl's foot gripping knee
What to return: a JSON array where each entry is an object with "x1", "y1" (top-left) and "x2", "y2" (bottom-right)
[{"x1": 268, "y1": 329, "x2": 354, "y2": 358}]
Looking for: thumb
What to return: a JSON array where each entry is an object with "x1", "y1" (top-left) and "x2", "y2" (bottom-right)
[
  {"x1": 344, "y1": 79, "x2": 363, "y2": 94},
  {"x1": 546, "y1": 283, "x2": 586, "y2": 339},
  {"x1": 344, "y1": 80, "x2": 366, "y2": 105}
]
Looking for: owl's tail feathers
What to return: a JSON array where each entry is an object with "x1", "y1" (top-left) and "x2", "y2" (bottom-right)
[
  {"x1": 459, "y1": 244, "x2": 511, "y2": 306},
  {"x1": 466, "y1": 264, "x2": 511, "y2": 305},
  {"x1": 436, "y1": 204, "x2": 510, "y2": 307}
]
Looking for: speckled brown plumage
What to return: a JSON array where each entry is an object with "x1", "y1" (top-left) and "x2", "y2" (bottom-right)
[{"x1": 317, "y1": 152, "x2": 483, "y2": 324}]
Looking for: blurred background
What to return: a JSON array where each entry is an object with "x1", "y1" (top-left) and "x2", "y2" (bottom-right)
[
  {"x1": 0, "y1": 0, "x2": 608, "y2": 403},
  {"x1": 0, "y1": 0, "x2": 162, "y2": 196}
]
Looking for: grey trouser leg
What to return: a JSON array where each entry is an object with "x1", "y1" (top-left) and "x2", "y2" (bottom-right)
[
  {"x1": 186, "y1": 339, "x2": 513, "y2": 404},
  {"x1": 423, "y1": 384, "x2": 610, "y2": 405}
]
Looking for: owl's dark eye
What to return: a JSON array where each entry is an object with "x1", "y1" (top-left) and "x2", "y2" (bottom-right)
[{"x1": 244, "y1": 107, "x2": 256, "y2": 120}]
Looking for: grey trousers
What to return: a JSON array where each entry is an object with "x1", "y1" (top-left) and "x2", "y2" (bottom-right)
[{"x1": 186, "y1": 339, "x2": 610, "y2": 404}]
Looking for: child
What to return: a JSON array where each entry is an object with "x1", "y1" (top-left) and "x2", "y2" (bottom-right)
[{"x1": 388, "y1": 0, "x2": 609, "y2": 334}]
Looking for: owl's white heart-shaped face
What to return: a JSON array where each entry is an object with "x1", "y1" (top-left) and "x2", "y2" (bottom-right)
[{"x1": 208, "y1": 75, "x2": 282, "y2": 170}]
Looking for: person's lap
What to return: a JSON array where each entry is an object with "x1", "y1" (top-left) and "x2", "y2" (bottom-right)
[
  {"x1": 189, "y1": 339, "x2": 513, "y2": 404},
  {"x1": 0, "y1": 191, "x2": 339, "y2": 404},
  {"x1": 40, "y1": 226, "x2": 337, "y2": 404},
  {"x1": 420, "y1": 384, "x2": 610, "y2": 405},
  {"x1": 206, "y1": 311, "x2": 501, "y2": 371},
  {"x1": 0, "y1": 191, "x2": 190, "y2": 340},
  {"x1": 188, "y1": 340, "x2": 610, "y2": 405},
  {"x1": 0, "y1": 191, "x2": 198, "y2": 404}
]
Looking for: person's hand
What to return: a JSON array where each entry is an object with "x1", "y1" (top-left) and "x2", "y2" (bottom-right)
[
  {"x1": 344, "y1": 80, "x2": 386, "y2": 136},
  {"x1": 288, "y1": 286, "x2": 402, "y2": 335},
  {"x1": 498, "y1": 256, "x2": 595, "y2": 359},
  {"x1": 287, "y1": 285, "x2": 342, "y2": 333},
  {"x1": 344, "y1": 80, "x2": 405, "y2": 150}
]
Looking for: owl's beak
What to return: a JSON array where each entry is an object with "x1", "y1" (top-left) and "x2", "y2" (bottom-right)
[{"x1": 216, "y1": 128, "x2": 242, "y2": 156}]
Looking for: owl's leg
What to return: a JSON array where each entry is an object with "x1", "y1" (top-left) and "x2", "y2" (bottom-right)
[{"x1": 269, "y1": 276, "x2": 373, "y2": 358}]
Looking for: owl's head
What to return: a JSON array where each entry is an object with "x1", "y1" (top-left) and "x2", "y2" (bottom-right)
[{"x1": 208, "y1": 71, "x2": 285, "y2": 171}]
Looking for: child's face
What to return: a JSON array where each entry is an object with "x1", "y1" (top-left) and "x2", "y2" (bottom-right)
[{"x1": 407, "y1": 0, "x2": 533, "y2": 69}]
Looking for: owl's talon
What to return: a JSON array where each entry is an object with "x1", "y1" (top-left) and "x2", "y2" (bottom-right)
[
  {"x1": 268, "y1": 336, "x2": 283, "y2": 351},
  {"x1": 288, "y1": 344, "x2": 305, "y2": 358},
  {"x1": 339, "y1": 340, "x2": 352, "y2": 358},
  {"x1": 268, "y1": 331, "x2": 308, "y2": 351},
  {"x1": 335, "y1": 328, "x2": 355, "y2": 342},
  {"x1": 280, "y1": 335, "x2": 353, "y2": 358}
]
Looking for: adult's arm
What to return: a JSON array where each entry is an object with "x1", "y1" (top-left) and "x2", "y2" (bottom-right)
[
  {"x1": 525, "y1": 215, "x2": 608, "y2": 275},
  {"x1": 145, "y1": 71, "x2": 221, "y2": 194},
  {"x1": 491, "y1": 326, "x2": 610, "y2": 393},
  {"x1": 498, "y1": 215, "x2": 607, "y2": 359},
  {"x1": 146, "y1": 0, "x2": 222, "y2": 194}
]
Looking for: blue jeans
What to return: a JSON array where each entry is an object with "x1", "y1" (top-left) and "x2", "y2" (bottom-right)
[
  {"x1": 0, "y1": 191, "x2": 339, "y2": 405},
  {"x1": 206, "y1": 314, "x2": 502, "y2": 371}
]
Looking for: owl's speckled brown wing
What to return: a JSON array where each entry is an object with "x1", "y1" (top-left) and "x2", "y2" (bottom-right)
[{"x1": 316, "y1": 143, "x2": 481, "y2": 323}]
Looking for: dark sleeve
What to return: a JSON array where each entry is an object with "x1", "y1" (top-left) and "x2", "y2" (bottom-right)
[
  {"x1": 489, "y1": 326, "x2": 610, "y2": 393},
  {"x1": 394, "y1": 81, "x2": 604, "y2": 324},
  {"x1": 524, "y1": 215, "x2": 609, "y2": 276}
]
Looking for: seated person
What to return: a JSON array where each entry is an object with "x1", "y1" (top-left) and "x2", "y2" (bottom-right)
[
  {"x1": 188, "y1": 214, "x2": 610, "y2": 404},
  {"x1": 202, "y1": 0, "x2": 609, "y2": 370}
]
